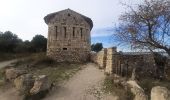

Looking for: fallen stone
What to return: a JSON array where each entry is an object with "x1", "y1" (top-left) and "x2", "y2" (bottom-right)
[
  {"x1": 151, "y1": 86, "x2": 170, "y2": 100},
  {"x1": 14, "y1": 74, "x2": 34, "y2": 95},
  {"x1": 127, "y1": 80, "x2": 148, "y2": 100},
  {"x1": 5, "y1": 68, "x2": 27, "y2": 82},
  {"x1": 30, "y1": 75, "x2": 51, "y2": 95}
]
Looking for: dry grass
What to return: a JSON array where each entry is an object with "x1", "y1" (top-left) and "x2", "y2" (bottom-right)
[
  {"x1": 102, "y1": 76, "x2": 134, "y2": 100},
  {"x1": 12, "y1": 53, "x2": 83, "y2": 85},
  {"x1": 0, "y1": 53, "x2": 84, "y2": 100},
  {"x1": 0, "y1": 52, "x2": 32, "y2": 62}
]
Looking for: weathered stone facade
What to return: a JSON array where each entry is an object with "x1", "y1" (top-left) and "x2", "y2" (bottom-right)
[{"x1": 44, "y1": 9, "x2": 93, "y2": 62}]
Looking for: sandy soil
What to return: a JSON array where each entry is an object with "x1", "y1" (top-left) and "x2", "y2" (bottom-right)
[{"x1": 0, "y1": 87, "x2": 22, "y2": 100}]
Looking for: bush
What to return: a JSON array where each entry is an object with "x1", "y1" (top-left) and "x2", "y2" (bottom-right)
[{"x1": 91, "y1": 43, "x2": 103, "y2": 52}]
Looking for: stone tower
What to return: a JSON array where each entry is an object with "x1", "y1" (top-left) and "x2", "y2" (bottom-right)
[{"x1": 44, "y1": 9, "x2": 93, "y2": 62}]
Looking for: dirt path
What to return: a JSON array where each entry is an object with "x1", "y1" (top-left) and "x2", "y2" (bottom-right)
[
  {"x1": 0, "y1": 87, "x2": 21, "y2": 100},
  {"x1": 0, "y1": 59, "x2": 17, "y2": 69},
  {"x1": 43, "y1": 63, "x2": 118, "y2": 100},
  {"x1": 0, "y1": 63, "x2": 118, "y2": 100}
]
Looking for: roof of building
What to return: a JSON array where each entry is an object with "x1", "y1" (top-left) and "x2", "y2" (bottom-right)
[{"x1": 44, "y1": 9, "x2": 93, "y2": 30}]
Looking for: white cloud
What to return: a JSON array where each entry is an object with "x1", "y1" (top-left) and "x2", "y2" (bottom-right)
[
  {"x1": 0, "y1": 0, "x2": 141, "y2": 40},
  {"x1": 91, "y1": 27, "x2": 115, "y2": 37}
]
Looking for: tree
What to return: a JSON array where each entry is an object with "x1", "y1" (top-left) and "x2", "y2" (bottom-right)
[
  {"x1": 116, "y1": 0, "x2": 170, "y2": 56},
  {"x1": 31, "y1": 35, "x2": 47, "y2": 52},
  {"x1": 91, "y1": 43, "x2": 103, "y2": 52},
  {"x1": 0, "y1": 31, "x2": 22, "y2": 52}
]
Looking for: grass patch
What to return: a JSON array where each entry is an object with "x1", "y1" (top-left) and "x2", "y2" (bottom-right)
[
  {"x1": 102, "y1": 76, "x2": 134, "y2": 100},
  {"x1": 12, "y1": 53, "x2": 83, "y2": 85},
  {"x1": 0, "y1": 52, "x2": 32, "y2": 62},
  {"x1": 30, "y1": 63, "x2": 82, "y2": 84},
  {"x1": 0, "y1": 53, "x2": 83, "y2": 100}
]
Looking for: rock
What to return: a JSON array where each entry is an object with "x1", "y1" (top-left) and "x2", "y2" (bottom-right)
[
  {"x1": 151, "y1": 86, "x2": 170, "y2": 100},
  {"x1": 113, "y1": 74, "x2": 127, "y2": 88},
  {"x1": 131, "y1": 68, "x2": 136, "y2": 80},
  {"x1": 127, "y1": 80, "x2": 148, "y2": 100},
  {"x1": 14, "y1": 74, "x2": 34, "y2": 95},
  {"x1": 30, "y1": 75, "x2": 51, "y2": 95},
  {"x1": 5, "y1": 68, "x2": 26, "y2": 82}
]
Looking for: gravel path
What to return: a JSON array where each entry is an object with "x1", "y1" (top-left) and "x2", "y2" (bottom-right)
[{"x1": 43, "y1": 63, "x2": 118, "y2": 100}]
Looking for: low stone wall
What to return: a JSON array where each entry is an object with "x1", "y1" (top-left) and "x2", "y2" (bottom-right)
[
  {"x1": 90, "y1": 48, "x2": 107, "y2": 69},
  {"x1": 90, "y1": 47, "x2": 155, "y2": 76}
]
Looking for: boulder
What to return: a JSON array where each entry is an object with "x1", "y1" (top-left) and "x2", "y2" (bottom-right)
[
  {"x1": 127, "y1": 80, "x2": 148, "y2": 100},
  {"x1": 113, "y1": 75, "x2": 127, "y2": 87},
  {"x1": 5, "y1": 68, "x2": 26, "y2": 81},
  {"x1": 30, "y1": 75, "x2": 51, "y2": 95},
  {"x1": 14, "y1": 74, "x2": 34, "y2": 95},
  {"x1": 151, "y1": 86, "x2": 170, "y2": 100}
]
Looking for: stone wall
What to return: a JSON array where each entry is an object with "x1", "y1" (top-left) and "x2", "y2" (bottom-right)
[
  {"x1": 105, "y1": 47, "x2": 117, "y2": 74},
  {"x1": 90, "y1": 47, "x2": 155, "y2": 76},
  {"x1": 91, "y1": 48, "x2": 107, "y2": 69}
]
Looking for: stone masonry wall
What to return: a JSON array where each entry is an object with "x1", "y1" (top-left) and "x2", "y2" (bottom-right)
[
  {"x1": 91, "y1": 48, "x2": 107, "y2": 69},
  {"x1": 45, "y1": 9, "x2": 92, "y2": 62},
  {"x1": 105, "y1": 47, "x2": 117, "y2": 74},
  {"x1": 90, "y1": 47, "x2": 155, "y2": 76}
]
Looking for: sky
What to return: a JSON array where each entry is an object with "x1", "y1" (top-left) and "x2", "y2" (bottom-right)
[{"x1": 0, "y1": 0, "x2": 141, "y2": 49}]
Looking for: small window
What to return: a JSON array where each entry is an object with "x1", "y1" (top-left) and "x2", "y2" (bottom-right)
[
  {"x1": 63, "y1": 48, "x2": 67, "y2": 50},
  {"x1": 80, "y1": 28, "x2": 83, "y2": 38},
  {"x1": 68, "y1": 13, "x2": 70, "y2": 16},
  {"x1": 55, "y1": 26, "x2": 58, "y2": 38},
  {"x1": 73, "y1": 27, "x2": 75, "y2": 38},
  {"x1": 64, "y1": 27, "x2": 66, "y2": 38}
]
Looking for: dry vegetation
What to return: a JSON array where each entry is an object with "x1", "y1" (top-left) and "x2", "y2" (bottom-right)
[
  {"x1": 0, "y1": 53, "x2": 31, "y2": 62},
  {"x1": 102, "y1": 76, "x2": 134, "y2": 100},
  {"x1": 139, "y1": 77, "x2": 170, "y2": 99},
  {"x1": 0, "y1": 53, "x2": 83, "y2": 88}
]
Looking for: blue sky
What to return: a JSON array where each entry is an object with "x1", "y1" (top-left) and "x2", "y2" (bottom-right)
[{"x1": 0, "y1": 0, "x2": 141, "y2": 51}]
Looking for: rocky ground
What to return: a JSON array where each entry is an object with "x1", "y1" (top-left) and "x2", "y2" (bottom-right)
[
  {"x1": 0, "y1": 59, "x2": 170, "y2": 100},
  {"x1": 0, "y1": 61, "x2": 118, "y2": 100}
]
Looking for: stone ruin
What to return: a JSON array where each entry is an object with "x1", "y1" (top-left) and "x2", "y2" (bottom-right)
[
  {"x1": 44, "y1": 9, "x2": 93, "y2": 62},
  {"x1": 90, "y1": 47, "x2": 156, "y2": 77}
]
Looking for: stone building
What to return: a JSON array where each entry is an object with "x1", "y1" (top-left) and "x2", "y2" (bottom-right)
[{"x1": 44, "y1": 9, "x2": 93, "y2": 62}]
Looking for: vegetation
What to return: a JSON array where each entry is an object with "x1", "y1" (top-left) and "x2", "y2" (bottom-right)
[
  {"x1": 115, "y1": 0, "x2": 170, "y2": 56},
  {"x1": 91, "y1": 43, "x2": 103, "y2": 52},
  {"x1": 12, "y1": 53, "x2": 83, "y2": 84},
  {"x1": 0, "y1": 53, "x2": 83, "y2": 100},
  {"x1": 102, "y1": 76, "x2": 134, "y2": 100},
  {"x1": 0, "y1": 31, "x2": 47, "y2": 61},
  {"x1": 139, "y1": 77, "x2": 170, "y2": 99},
  {"x1": 0, "y1": 31, "x2": 47, "y2": 53}
]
